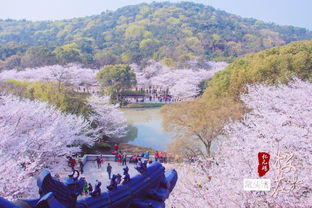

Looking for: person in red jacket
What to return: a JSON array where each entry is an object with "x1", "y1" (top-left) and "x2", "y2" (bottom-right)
[
  {"x1": 154, "y1": 151, "x2": 159, "y2": 161},
  {"x1": 158, "y1": 152, "x2": 163, "y2": 163},
  {"x1": 113, "y1": 143, "x2": 119, "y2": 151},
  {"x1": 68, "y1": 157, "x2": 76, "y2": 171}
]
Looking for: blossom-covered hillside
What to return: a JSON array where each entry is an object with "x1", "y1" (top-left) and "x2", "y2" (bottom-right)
[
  {"x1": 133, "y1": 61, "x2": 228, "y2": 99},
  {"x1": 0, "y1": 61, "x2": 227, "y2": 100},
  {"x1": 0, "y1": 64, "x2": 98, "y2": 86},
  {"x1": 166, "y1": 78, "x2": 312, "y2": 207}
]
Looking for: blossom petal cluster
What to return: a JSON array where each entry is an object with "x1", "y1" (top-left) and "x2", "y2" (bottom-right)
[{"x1": 88, "y1": 95, "x2": 128, "y2": 139}]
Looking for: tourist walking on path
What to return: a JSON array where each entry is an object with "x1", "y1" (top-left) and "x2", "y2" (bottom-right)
[
  {"x1": 96, "y1": 156, "x2": 101, "y2": 168},
  {"x1": 122, "y1": 166, "x2": 130, "y2": 185},
  {"x1": 116, "y1": 173, "x2": 122, "y2": 184},
  {"x1": 100, "y1": 155, "x2": 104, "y2": 165},
  {"x1": 154, "y1": 151, "x2": 159, "y2": 162},
  {"x1": 107, "y1": 174, "x2": 118, "y2": 191},
  {"x1": 113, "y1": 143, "x2": 119, "y2": 151},
  {"x1": 88, "y1": 183, "x2": 93, "y2": 195},
  {"x1": 144, "y1": 151, "x2": 149, "y2": 160},
  {"x1": 163, "y1": 152, "x2": 167, "y2": 163},
  {"x1": 114, "y1": 152, "x2": 118, "y2": 162},
  {"x1": 158, "y1": 152, "x2": 163, "y2": 163},
  {"x1": 107, "y1": 163, "x2": 112, "y2": 179},
  {"x1": 92, "y1": 180, "x2": 102, "y2": 197},
  {"x1": 79, "y1": 160, "x2": 84, "y2": 174},
  {"x1": 117, "y1": 151, "x2": 122, "y2": 165},
  {"x1": 68, "y1": 157, "x2": 76, "y2": 172},
  {"x1": 130, "y1": 155, "x2": 138, "y2": 164},
  {"x1": 168, "y1": 153, "x2": 173, "y2": 163},
  {"x1": 83, "y1": 182, "x2": 89, "y2": 195},
  {"x1": 122, "y1": 153, "x2": 127, "y2": 166}
]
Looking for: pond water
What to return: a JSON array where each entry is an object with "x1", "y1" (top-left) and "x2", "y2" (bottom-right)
[{"x1": 121, "y1": 108, "x2": 174, "y2": 151}]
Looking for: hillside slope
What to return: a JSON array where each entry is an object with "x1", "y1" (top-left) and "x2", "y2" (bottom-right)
[
  {"x1": 0, "y1": 2, "x2": 311, "y2": 69},
  {"x1": 162, "y1": 40, "x2": 312, "y2": 155}
]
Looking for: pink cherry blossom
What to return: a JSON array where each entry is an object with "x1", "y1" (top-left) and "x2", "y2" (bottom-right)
[
  {"x1": 167, "y1": 78, "x2": 312, "y2": 207},
  {"x1": 0, "y1": 94, "x2": 93, "y2": 200}
]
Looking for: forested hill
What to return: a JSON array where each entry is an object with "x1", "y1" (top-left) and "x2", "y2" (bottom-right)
[{"x1": 1, "y1": 2, "x2": 311, "y2": 70}]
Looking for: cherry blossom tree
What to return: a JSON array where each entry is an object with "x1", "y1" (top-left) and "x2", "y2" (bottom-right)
[
  {"x1": 0, "y1": 64, "x2": 129, "y2": 139},
  {"x1": 0, "y1": 61, "x2": 227, "y2": 100},
  {"x1": 0, "y1": 64, "x2": 98, "y2": 86},
  {"x1": 166, "y1": 78, "x2": 312, "y2": 207},
  {"x1": 0, "y1": 95, "x2": 94, "y2": 200},
  {"x1": 132, "y1": 60, "x2": 227, "y2": 100},
  {"x1": 88, "y1": 95, "x2": 128, "y2": 139}
]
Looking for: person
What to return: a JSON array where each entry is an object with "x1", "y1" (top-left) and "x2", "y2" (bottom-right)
[
  {"x1": 154, "y1": 151, "x2": 159, "y2": 162},
  {"x1": 117, "y1": 156, "x2": 122, "y2": 166},
  {"x1": 123, "y1": 165, "x2": 129, "y2": 173},
  {"x1": 96, "y1": 156, "x2": 101, "y2": 168},
  {"x1": 107, "y1": 175, "x2": 118, "y2": 191},
  {"x1": 114, "y1": 151, "x2": 118, "y2": 162},
  {"x1": 68, "y1": 157, "x2": 76, "y2": 171},
  {"x1": 116, "y1": 173, "x2": 122, "y2": 184},
  {"x1": 79, "y1": 160, "x2": 84, "y2": 174},
  {"x1": 143, "y1": 160, "x2": 148, "y2": 169},
  {"x1": 122, "y1": 166, "x2": 130, "y2": 185},
  {"x1": 144, "y1": 151, "x2": 149, "y2": 160},
  {"x1": 94, "y1": 179, "x2": 99, "y2": 187},
  {"x1": 100, "y1": 155, "x2": 104, "y2": 165},
  {"x1": 168, "y1": 153, "x2": 173, "y2": 163},
  {"x1": 91, "y1": 180, "x2": 101, "y2": 197},
  {"x1": 135, "y1": 158, "x2": 147, "y2": 174},
  {"x1": 113, "y1": 143, "x2": 119, "y2": 151},
  {"x1": 158, "y1": 152, "x2": 163, "y2": 163},
  {"x1": 129, "y1": 155, "x2": 134, "y2": 163},
  {"x1": 107, "y1": 163, "x2": 112, "y2": 179},
  {"x1": 163, "y1": 152, "x2": 167, "y2": 163},
  {"x1": 114, "y1": 143, "x2": 119, "y2": 151},
  {"x1": 129, "y1": 155, "x2": 137, "y2": 164},
  {"x1": 88, "y1": 183, "x2": 93, "y2": 195},
  {"x1": 136, "y1": 158, "x2": 142, "y2": 166},
  {"x1": 83, "y1": 182, "x2": 89, "y2": 195},
  {"x1": 122, "y1": 153, "x2": 127, "y2": 166}
]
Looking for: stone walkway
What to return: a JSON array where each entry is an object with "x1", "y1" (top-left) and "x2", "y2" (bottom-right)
[{"x1": 81, "y1": 161, "x2": 138, "y2": 189}]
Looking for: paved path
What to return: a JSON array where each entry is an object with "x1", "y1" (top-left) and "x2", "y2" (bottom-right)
[{"x1": 81, "y1": 161, "x2": 138, "y2": 189}]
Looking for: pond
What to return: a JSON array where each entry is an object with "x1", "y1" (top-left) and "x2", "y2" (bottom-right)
[{"x1": 121, "y1": 108, "x2": 174, "y2": 151}]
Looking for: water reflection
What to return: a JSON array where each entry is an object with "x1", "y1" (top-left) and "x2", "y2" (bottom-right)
[
  {"x1": 121, "y1": 108, "x2": 174, "y2": 151},
  {"x1": 115, "y1": 124, "x2": 138, "y2": 143}
]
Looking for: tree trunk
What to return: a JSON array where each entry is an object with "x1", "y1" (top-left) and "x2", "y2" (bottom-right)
[{"x1": 205, "y1": 140, "x2": 212, "y2": 156}]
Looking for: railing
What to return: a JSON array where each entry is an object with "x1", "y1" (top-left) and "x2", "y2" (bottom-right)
[{"x1": 80, "y1": 154, "x2": 155, "y2": 165}]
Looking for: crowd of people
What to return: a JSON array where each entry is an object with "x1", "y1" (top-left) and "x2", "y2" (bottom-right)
[
  {"x1": 128, "y1": 150, "x2": 178, "y2": 164},
  {"x1": 65, "y1": 144, "x2": 180, "y2": 198}
]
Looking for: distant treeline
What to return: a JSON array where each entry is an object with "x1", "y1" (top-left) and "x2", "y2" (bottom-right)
[{"x1": 0, "y1": 2, "x2": 311, "y2": 70}]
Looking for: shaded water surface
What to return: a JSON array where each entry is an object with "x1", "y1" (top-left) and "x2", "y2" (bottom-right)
[{"x1": 121, "y1": 108, "x2": 174, "y2": 151}]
